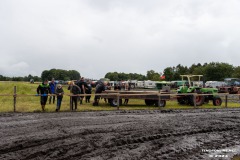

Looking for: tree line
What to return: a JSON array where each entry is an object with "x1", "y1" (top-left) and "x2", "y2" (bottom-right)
[
  {"x1": 41, "y1": 69, "x2": 80, "y2": 81},
  {"x1": 1, "y1": 62, "x2": 240, "y2": 82},
  {"x1": 0, "y1": 74, "x2": 42, "y2": 82},
  {"x1": 105, "y1": 62, "x2": 240, "y2": 81},
  {"x1": 0, "y1": 69, "x2": 81, "y2": 82}
]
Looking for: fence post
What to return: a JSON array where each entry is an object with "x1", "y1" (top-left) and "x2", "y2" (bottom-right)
[
  {"x1": 193, "y1": 94, "x2": 196, "y2": 107},
  {"x1": 13, "y1": 86, "x2": 17, "y2": 112},
  {"x1": 225, "y1": 94, "x2": 228, "y2": 108},
  {"x1": 70, "y1": 95, "x2": 73, "y2": 111},
  {"x1": 158, "y1": 94, "x2": 161, "y2": 107},
  {"x1": 117, "y1": 93, "x2": 120, "y2": 110}
]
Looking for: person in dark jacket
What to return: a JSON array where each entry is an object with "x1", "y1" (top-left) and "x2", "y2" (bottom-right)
[
  {"x1": 37, "y1": 79, "x2": 51, "y2": 111},
  {"x1": 76, "y1": 77, "x2": 87, "y2": 104},
  {"x1": 123, "y1": 81, "x2": 130, "y2": 105},
  {"x1": 55, "y1": 84, "x2": 64, "y2": 112},
  {"x1": 114, "y1": 83, "x2": 121, "y2": 90},
  {"x1": 85, "y1": 80, "x2": 92, "y2": 103},
  {"x1": 49, "y1": 78, "x2": 57, "y2": 104},
  {"x1": 93, "y1": 81, "x2": 107, "y2": 106},
  {"x1": 68, "y1": 81, "x2": 81, "y2": 111}
]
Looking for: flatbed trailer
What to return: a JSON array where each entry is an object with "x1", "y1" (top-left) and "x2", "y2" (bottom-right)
[{"x1": 100, "y1": 90, "x2": 171, "y2": 107}]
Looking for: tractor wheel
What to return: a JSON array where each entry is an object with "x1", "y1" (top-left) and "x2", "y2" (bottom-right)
[
  {"x1": 155, "y1": 100, "x2": 166, "y2": 107},
  {"x1": 109, "y1": 98, "x2": 122, "y2": 107},
  {"x1": 213, "y1": 97, "x2": 222, "y2": 106},
  {"x1": 145, "y1": 99, "x2": 155, "y2": 106},
  {"x1": 189, "y1": 95, "x2": 204, "y2": 106},
  {"x1": 177, "y1": 97, "x2": 186, "y2": 105},
  {"x1": 204, "y1": 97, "x2": 209, "y2": 104},
  {"x1": 177, "y1": 96, "x2": 190, "y2": 105}
]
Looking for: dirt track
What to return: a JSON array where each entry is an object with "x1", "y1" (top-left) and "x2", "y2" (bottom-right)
[{"x1": 1, "y1": 108, "x2": 240, "y2": 160}]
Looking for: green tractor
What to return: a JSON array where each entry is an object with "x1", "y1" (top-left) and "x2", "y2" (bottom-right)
[{"x1": 177, "y1": 75, "x2": 222, "y2": 106}]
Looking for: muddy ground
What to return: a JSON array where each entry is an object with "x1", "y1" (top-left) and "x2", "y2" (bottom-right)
[{"x1": 0, "y1": 108, "x2": 240, "y2": 160}]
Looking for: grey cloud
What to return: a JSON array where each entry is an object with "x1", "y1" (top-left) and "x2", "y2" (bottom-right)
[{"x1": 1, "y1": 0, "x2": 240, "y2": 79}]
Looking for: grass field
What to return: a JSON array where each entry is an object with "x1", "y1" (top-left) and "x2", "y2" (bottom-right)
[{"x1": 0, "y1": 81, "x2": 240, "y2": 112}]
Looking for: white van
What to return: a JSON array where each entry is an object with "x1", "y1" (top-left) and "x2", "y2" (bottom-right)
[
  {"x1": 205, "y1": 81, "x2": 226, "y2": 88},
  {"x1": 144, "y1": 80, "x2": 156, "y2": 89}
]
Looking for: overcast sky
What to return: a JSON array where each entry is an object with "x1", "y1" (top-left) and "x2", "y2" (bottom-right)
[{"x1": 1, "y1": 0, "x2": 240, "y2": 79}]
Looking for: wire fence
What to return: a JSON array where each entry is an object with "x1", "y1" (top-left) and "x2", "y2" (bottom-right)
[{"x1": 0, "y1": 86, "x2": 240, "y2": 112}]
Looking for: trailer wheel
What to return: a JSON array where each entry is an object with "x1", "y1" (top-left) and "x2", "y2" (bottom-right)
[
  {"x1": 155, "y1": 100, "x2": 166, "y2": 107},
  {"x1": 130, "y1": 84, "x2": 135, "y2": 89},
  {"x1": 109, "y1": 98, "x2": 122, "y2": 107},
  {"x1": 145, "y1": 99, "x2": 155, "y2": 106},
  {"x1": 213, "y1": 97, "x2": 222, "y2": 106}
]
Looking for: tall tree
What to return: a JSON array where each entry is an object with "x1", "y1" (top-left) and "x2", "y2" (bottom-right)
[
  {"x1": 163, "y1": 67, "x2": 174, "y2": 81},
  {"x1": 41, "y1": 69, "x2": 80, "y2": 81},
  {"x1": 203, "y1": 62, "x2": 234, "y2": 81},
  {"x1": 232, "y1": 66, "x2": 240, "y2": 78},
  {"x1": 146, "y1": 70, "x2": 160, "y2": 81}
]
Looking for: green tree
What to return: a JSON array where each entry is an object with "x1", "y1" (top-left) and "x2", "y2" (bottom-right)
[
  {"x1": 146, "y1": 70, "x2": 160, "y2": 81},
  {"x1": 232, "y1": 66, "x2": 240, "y2": 78},
  {"x1": 163, "y1": 67, "x2": 174, "y2": 81},
  {"x1": 203, "y1": 62, "x2": 234, "y2": 81},
  {"x1": 188, "y1": 63, "x2": 202, "y2": 74},
  {"x1": 105, "y1": 72, "x2": 146, "y2": 81},
  {"x1": 173, "y1": 64, "x2": 189, "y2": 80},
  {"x1": 41, "y1": 69, "x2": 80, "y2": 81}
]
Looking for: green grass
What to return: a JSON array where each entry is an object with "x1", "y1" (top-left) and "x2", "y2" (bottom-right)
[{"x1": 0, "y1": 81, "x2": 240, "y2": 112}]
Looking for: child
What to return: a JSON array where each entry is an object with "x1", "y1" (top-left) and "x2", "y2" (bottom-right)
[{"x1": 55, "y1": 84, "x2": 64, "y2": 112}]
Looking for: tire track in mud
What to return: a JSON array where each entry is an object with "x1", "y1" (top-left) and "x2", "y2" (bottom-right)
[
  {"x1": 0, "y1": 121, "x2": 143, "y2": 159},
  {"x1": 107, "y1": 126, "x2": 237, "y2": 147},
  {"x1": 1, "y1": 109, "x2": 240, "y2": 159},
  {"x1": 54, "y1": 126, "x2": 238, "y2": 160},
  {"x1": 0, "y1": 131, "x2": 103, "y2": 160},
  {"x1": 107, "y1": 126, "x2": 239, "y2": 160}
]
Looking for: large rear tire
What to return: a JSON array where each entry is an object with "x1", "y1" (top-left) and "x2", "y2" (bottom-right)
[
  {"x1": 189, "y1": 95, "x2": 204, "y2": 106},
  {"x1": 213, "y1": 97, "x2": 222, "y2": 106},
  {"x1": 177, "y1": 97, "x2": 186, "y2": 105}
]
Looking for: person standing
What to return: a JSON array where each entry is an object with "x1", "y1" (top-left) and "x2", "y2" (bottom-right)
[
  {"x1": 76, "y1": 77, "x2": 87, "y2": 104},
  {"x1": 114, "y1": 83, "x2": 121, "y2": 90},
  {"x1": 49, "y1": 78, "x2": 57, "y2": 104},
  {"x1": 55, "y1": 84, "x2": 64, "y2": 112},
  {"x1": 37, "y1": 79, "x2": 51, "y2": 111},
  {"x1": 124, "y1": 81, "x2": 130, "y2": 105},
  {"x1": 93, "y1": 81, "x2": 107, "y2": 106},
  {"x1": 68, "y1": 81, "x2": 81, "y2": 111},
  {"x1": 104, "y1": 83, "x2": 111, "y2": 103},
  {"x1": 85, "y1": 80, "x2": 92, "y2": 103}
]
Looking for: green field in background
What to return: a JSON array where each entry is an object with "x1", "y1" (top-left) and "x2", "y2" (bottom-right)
[{"x1": 0, "y1": 81, "x2": 239, "y2": 112}]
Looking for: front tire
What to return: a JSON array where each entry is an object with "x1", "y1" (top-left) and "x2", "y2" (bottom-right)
[{"x1": 213, "y1": 97, "x2": 222, "y2": 106}]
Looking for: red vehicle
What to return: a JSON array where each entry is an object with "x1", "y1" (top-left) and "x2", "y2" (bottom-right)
[{"x1": 218, "y1": 78, "x2": 240, "y2": 94}]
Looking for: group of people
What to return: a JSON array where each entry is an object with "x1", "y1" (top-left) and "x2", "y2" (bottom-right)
[
  {"x1": 36, "y1": 77, "x2": 92, "y2": 112},
  {"x1": 68, "y1": 77, "x2": 92, "y2": 111},
  {"x1": 36, "y1": 78, "x2": 131, "y2": 112},
  {"x1": 37, "y1": 78, "x2": 65, "y2": 112}
]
